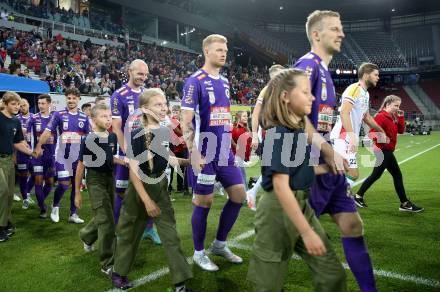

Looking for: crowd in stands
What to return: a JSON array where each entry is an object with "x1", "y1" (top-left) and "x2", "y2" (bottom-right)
[
  {"x1": 0, "y1": 0, "x2": 123, "y2": 35},
  {"x1": 0, "y1": 26, "x2": 268, "y2": 104}
]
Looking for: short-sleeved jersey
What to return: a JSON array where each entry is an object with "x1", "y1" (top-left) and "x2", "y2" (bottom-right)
[
  {"x1": 16, "y1": 114, "x2": 31, "y2": 159},
  {"x1": 28, "y1": 112, "x2": 56, "y2": 158},
  {"x1": 110, "y1": 84, "x2": 144, "y2": 133},
  {"x1": 46, "y1": 108, "x2": 90, "y2": 161},
  {"x1": 330, "y1": 82, "x2": 370, "y2": 140},
  {"x1": 17, "y1": 114, "x2": 31, "y2": 145},
  {"x1": 294, "y1": 52, "x2": 337, "y2": 134},
  {"x1": 181, "y1": 69, "x2": 232, "y2": 161}
]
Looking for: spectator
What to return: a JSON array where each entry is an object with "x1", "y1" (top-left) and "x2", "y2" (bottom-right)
[{"x1": 51, "y1": 74, "x2": 65, "y2": 93}]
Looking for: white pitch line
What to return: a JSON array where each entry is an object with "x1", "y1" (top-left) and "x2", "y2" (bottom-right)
[
  {"x1": 107, "y1": 143, "x2": 440, "y2": 291},
  {"x1": 353, "y1": 143, "x2": 440, "y2": 187},
  {"x1": 106, "y1": 229, "x2": 255, "y2": 292},
  {"x1": 228, "y1": 243, "x2": 440, "y2": 288}
]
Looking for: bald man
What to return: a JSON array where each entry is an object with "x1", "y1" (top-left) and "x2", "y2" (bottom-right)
[{"x1": 110, "y1": 59, "x2": 161, "y2": 244}]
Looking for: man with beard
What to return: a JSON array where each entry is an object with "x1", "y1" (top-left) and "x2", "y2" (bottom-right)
[
  {"x1": 28, "y1": 94, "x2": 56, "y2": 218},
  {"x1": 16, "y1": 98, "x2": 35, "y2": 209},
  {"x1": 330, "y1": 62, "x2": 384, "y2": 194},
  {"x1": 35, "y1": 88, "x2": 90, "y2": 224}
]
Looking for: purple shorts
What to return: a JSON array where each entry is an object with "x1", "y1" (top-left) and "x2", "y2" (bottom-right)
[
  {"x1": 309, "y1": 173, "x2": 356, "y2": 217},
  {"x1": 31, "y1": 156, "x2": 55, "y2": 178},
  {"x1": 190, "y1": 160, "x2": 244, "y2": 195},
  {"x1": 114, "y1": 164, "x2": 129, "y2": 194},
  {"x1": 16, "y1": 153, "x2": 30, "y2": 174},
  {"x1": 55, "y1": 160, "x2": 78, "y2": 182}
]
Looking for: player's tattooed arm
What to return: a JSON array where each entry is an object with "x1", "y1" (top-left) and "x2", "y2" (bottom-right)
[
  {"x1": 181, "y1": 109, "x2": 204, "y2": 173},
  {"x1": 181, "y1": 109, "x2": 195, "y2": 153}
]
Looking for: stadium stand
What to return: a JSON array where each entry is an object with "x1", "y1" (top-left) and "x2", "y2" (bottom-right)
[
  {"x1": 350, "y1": 31, "x2": 408, "y2": 69},
  {"x1": 369, "y1": 85, "x2": 421, "y2": 115},
  {"x1": 393, "y1": 27, "x2": 434, "y2": 68},
  {"x1": 419, "y1": 79, "x2": 440, "y2": 107},
  {"x1": 0, "y1": 25, "x2": 268, "y2": 104}
]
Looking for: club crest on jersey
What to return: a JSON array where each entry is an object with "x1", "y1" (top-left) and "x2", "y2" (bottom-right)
[
  {"x1": 78, "y1": 121, "x2": 84, "y2": 128},
  {"x1": 225, "y1": 88, "x2": 230, "y2": 99},
  {"x1": 208, "y1": 91, "x2": 216, "y2": 104},
  {"x1": 321, "y1": 83, "x2": 328, "y2": 101},
  {"x1": 63, "y1": 121, "x2": 69, "y2": 130},
  {"x1": 109, "y1": 143, "x2": 115, "y2": 153},
  {"x1": 13, "y1": 127, "x2": 17, "y2": 135},
  {"x1": 128, "y1": 104, "x2": 135, "y2": 114},
  {"x1": 36, "y1": 124, "x2": 41, "y2": 132}
]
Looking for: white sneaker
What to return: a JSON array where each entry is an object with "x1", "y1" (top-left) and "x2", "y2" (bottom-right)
[
  {"x1": 27, "y1": 196, "x2": 35, "y2": 205},
  {"x1": 50, "y1": 206, "x2": 60, "y2": 223},
  {"x1": 100, "y1": 266, "x2": 112, "y2": 276},
  {"x1": 209, "y1": 243, "x2": 243, "y2": 264},
  {"x1": 214, "y1": 182, "x2": 225, "y2": 196},
  {"x1": 193, "y1": 251, "x2": 219, "y2": 272},
  {"x1": 13, "y1": 194, "x2": 22, "y2": 201},
  {"x1": 83, "y1": 242, "x2": 93, "y2": 253},
  {"x1": 246, "y1": 190, "x2": 257, "y2": 211},
  {"x1": 22, "y1": 199, "x2": 30, "y2": 210},
  {"x1": 68, "y1": 213, "x2": 84, "y2": 224}
]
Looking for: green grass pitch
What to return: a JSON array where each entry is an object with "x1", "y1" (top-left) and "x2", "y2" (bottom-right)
[{"x1": 1, "y1": 133, "x2": 439, "y2": 291}]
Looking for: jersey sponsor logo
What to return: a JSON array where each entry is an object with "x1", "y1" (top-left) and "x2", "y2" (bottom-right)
[
  {"x1": 196, "y1": 173, "x2": 216, "y2": 185},
  {"x1": 208, "y1": 91, "x2": 216, "y2": 104},
  {"x1": 112, "y1": 98, "x2": 119, "y2": 114},
  {"x1": 209, "y1": 107, "x2": 231, "y2": 126},
  {"x1": 317, "y1": 104, "x2": 334, "y2": 133},
  {"x1": 116, "y1": 179, "x2": 129, "y2": 189},
  {"x1": 63, "y1": 121, "x2": 69, "y2": 130},
  {"x1": 33, "y1": 166, "x2": 44, "y2": 173},
  {"x1": 17, "y1": 163, "x2": 28, "y2": 170},
  {"x1": 204, "y1": 80, "x2": 212, "y2": 86},
  {"x1": 184, "y1": 84, "x2": 195, "y2": 105},
  {"x1": 57, "y1": 170, "x2": 70, "y2": 178},
  {"x1": 60, "y1": 132, "x2": 82, "y2": 144}
]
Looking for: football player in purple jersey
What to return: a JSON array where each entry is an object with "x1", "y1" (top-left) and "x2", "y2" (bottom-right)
[
  {"x1": 35, "y1": 88, "x2": 90, "y2": 224},
  {"x1": 181, "y1": 34, "x2": 245, "y2": 271},
  {"x1": 294, "y1": 10, "x2": 377, "y2": 292}
]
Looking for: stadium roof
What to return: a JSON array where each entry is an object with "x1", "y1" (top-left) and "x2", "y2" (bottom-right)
[{"x1": 178, "y1": 0, "x2": 440, "y2": 23}]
